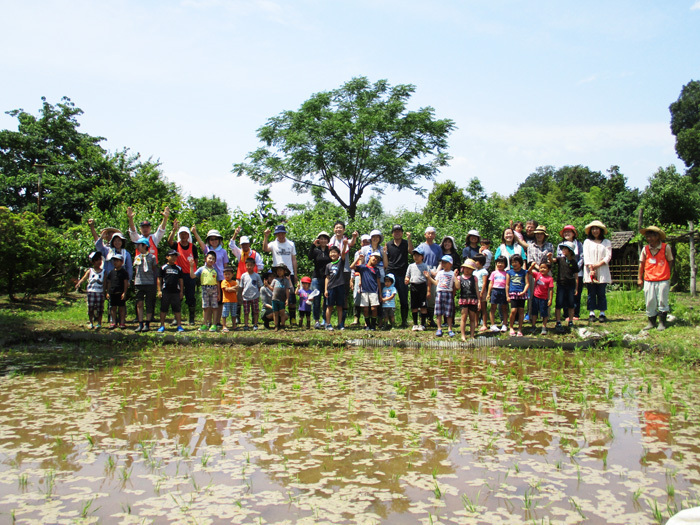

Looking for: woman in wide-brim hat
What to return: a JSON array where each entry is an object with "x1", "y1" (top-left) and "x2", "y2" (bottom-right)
[
  {"x1": 557, "y1": 225, "x2": 584, "y2": 319},
  {"x1": 582, "y1": 220, "x2": 612, "y2": 323}
]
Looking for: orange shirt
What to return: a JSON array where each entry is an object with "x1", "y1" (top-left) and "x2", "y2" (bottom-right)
[
  {"x1": 643, "y1": 243, "x2": 671, "y2": 282},
  {"x1": 221, "y1": 279, "x2": 238, "y2": 303}
]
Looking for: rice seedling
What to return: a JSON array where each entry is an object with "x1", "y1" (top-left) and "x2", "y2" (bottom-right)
[
  {"x1": 647, "y1": 498, "x2": 664, "y2": 523},
  {"x1": 41, "y1": 469, "x2": 56, "y2": 499},
  {"x1": 389, "y1": 409, "x2": 396, "y2": 418},
  {"x1": 632, "y1": 487, "x2": 643, "y2": 502},
  {"x1": 17, "y1": 473, "x2": 28, "y2": 489},
  {"x1": 80, "y1": 497, "x2": 99, "y2": 518},
  {"x1": 569, "y1": 496, "x2": 586, "y2": 519}
]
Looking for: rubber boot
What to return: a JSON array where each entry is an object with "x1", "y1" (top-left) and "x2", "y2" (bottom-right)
[
  {"x1": 644, "y1": 316, "x2": 657, "y2": 330},
  {"x1": 189, "y1": 307, "x2": 196, "y2": 326},
  {"x1": 657, "y1": 312, "x2": 667, "y2": 332}
]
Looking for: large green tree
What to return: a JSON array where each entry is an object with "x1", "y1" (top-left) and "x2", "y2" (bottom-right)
[
  {"x1": 234, "y1": 77, "x2": 455, "y2": 219},
  {"x1": 670, "y1": 80, "x2": 700, "y2": 182},
  {"x1": 642, "y1": 165, "x2": 699, "y2": 226}
]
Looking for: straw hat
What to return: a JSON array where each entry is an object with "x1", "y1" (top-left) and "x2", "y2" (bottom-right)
[
  {"x1": 584, "y1": 220, "x2": 608, "y2": 236},
  {"x1": 206, "y1": 229, "x2": 223, "y2": 241},
  {"x1": 533, "y1": 226, "x2": 549, "y2": 237},
  {"x1": 462, "y1": 259, "x2": 477, "y2": 270},
  {"x1": 640, "y1": 225, "x2": 666, "y2": 241}
]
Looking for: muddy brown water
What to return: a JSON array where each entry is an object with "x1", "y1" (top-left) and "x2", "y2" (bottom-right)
[{"x1": 0, "y1": 344, "x2": 698, "y2": 523}]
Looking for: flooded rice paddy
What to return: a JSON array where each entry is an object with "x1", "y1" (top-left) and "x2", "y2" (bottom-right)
[{"x1": 1, "y1": 343, "x2": 699, "y2": 524}]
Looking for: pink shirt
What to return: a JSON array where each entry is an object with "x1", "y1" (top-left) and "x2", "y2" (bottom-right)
[{"x1": 489, "y1": 270, "x2": 507, "y2": 289}]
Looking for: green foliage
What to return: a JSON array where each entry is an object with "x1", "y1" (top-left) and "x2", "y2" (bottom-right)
[
  {"x1": 642, "y1": 165, "x2": 699, "y2": 226},
  {"x1": 0, "y1": 207, "x2": 61, "y2": 299},
  {"x1": 185, "y1": 195, "x2": 229, "y2": 224},
  {"x1": 234, "y1": 76, "x2": 456, "y2": 219},
  {"x1": 670, "y1": 79, "x2": 700, "y2": 181}
]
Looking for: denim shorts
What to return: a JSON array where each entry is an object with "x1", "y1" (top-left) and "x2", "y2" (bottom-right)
[
  {"x1": 222, "y1": 302, "x2": 238, "y2": 318},
  {"x1": 556, "y1": 284, "x2": 576, "y2": 310},
  {"x1": 532, "y1": 296, "x2": 549, "y2": 318},
  {"x1": 490, "y1": 288, "x2": 507, "y2": 305}
]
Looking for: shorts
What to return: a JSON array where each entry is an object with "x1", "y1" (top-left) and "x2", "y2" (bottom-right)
[
  {"x1": 383, "y1": 306, "x2": 395, "y2": 317},
  {"x1": 360, "y1": 292, "x2": 380, "y2": 307},
  {"x1": 222, "y1": 302, "x2": 238, "y2": 318},
  {"x1": 327, "y1": 286, "x2": 346, "y2": 307},
  {"x1": 409, "y1": 282, "x2": 428, "y2": 310},
  {"x1": 110, "y1": 292, "x2": 126, "y2": 307},
  {"x1": 134, "y1": 284, "x2": 157, "y2": 315},
  {"x1": 262, "y1": 307, "x2": 273, "y2": 319},
  {"x1": 490, "y1": 288, "x2": 507, "y2": 305},
  {"x1": 243, "y1": 299, "x2": 259, "y2": 316},
  {"x1": 532, "y1": 296, "x2": 549, "y2": 318},
  {"x1": 201, "y1": 285, "x2": 219, "y2": 309},
  {"x1": 459, "y1": 298, "x2": 478, "y2": 312},
  {"x1": 510, "y1": 298, "x2": 526, "y2": 309},
  {"x1": 87, "y1": 291, "x2": 104, "y2": 318},
  {"x1": 434, "y1": 292, "x2": 455, "y2": 317},
  {"x1": 556, "y1": 284, "x2": 576, "y2": 310},
  {"x1": 272, "y1": 299, "x2": 286, "y2": 312},
  {"x1": 160, "y1": 292, "x2": 182, "y2": 314}
]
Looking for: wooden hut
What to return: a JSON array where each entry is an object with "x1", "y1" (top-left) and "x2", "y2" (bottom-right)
[{"x1": 609, "y1": 231, "x2": 637, "y2": 286}]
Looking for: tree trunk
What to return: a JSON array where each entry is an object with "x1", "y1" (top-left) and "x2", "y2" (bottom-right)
[{"x1": 690, "y1": 220, "x2": 696, "y2": 297}]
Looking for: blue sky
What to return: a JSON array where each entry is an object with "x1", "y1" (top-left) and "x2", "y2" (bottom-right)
[{"x1": 1, "y1": 0, "x2": 698, "y2": 214}]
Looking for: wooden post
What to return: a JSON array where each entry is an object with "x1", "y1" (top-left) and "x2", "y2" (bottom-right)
[
  {"x1": 637, "y1": 208, "x2": 644, "y2": 256},
  {"x1": 690, "y1": 220, "x2": 696, "y2": 297}
]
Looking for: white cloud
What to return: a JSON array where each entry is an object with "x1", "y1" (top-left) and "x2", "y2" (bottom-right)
[
  {"x1": 577, "y1": 75, "x2": 598, "y2": 85},
  {"x1": 691, "y1": 1, "x2": 700, "y2": 10}
]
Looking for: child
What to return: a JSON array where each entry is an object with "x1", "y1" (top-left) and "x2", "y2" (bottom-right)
[
  {"x1": 350, "y1": 267, "x2": 362, "y2": 325},
  {"x1": 638, "y1": 226, "x2": 674, "y2": 331},
  {"x1": 325, "y1": 240, "x2": 349, "y2": 331},
  {"x1": 75, "y1": 251, "x2": 105, "y2": 329},
  {"x1": 107, "y1": 254, "x2": 129, "y2": 329},
  {"x1": 157, "y1": 250, "x2": 185, "y2": 332},
  {"x1": 221, "y1": 265, "x2": 238, "y2": 333},
  {"x1": 270, "y1": 263, "x2": 292, "y2": 330},
  {"x1": 528, "y1": 261, "x2": 554, "y2": 335},
  {"x1": 192, "y1": 227, "x2": 229, "y2": 327},
  {"x1": 472, "y1": 254, "x2": 489, "y2": 331},
  {"x1": 260, "y1": 270, "x2": 285, "y2": 329},
  {"x1": 350, "y1": 251, "x2": 382, "y2": 331},
  {"x1": 458, "y1": 259, "x2": 480, "y2": 341},
  {"x1": 506, "y1": 254, "x2": 529, "y2": 336},
  {"x1": 381, "y1": 274, "x2": 397, "y2": 330},
  {"x1": 487, "y1": 256, "x2": 509, "y2": 332},
  {"x1": 133, "y1": 237, "x2": 158, "y2": 332},
  {"x1": 426, "y1": 255, "x2": 457, "y2": 337},
  {"x1": 480, "y1": 238, "x2": 493, "y2": 271},
  {"x1": 297, "y1": 276, "x2": 313, "y2": 329},
  {"x1": 238, "y1": 257, "x2": 263, "y2": 330},
  {"x1": 553, "y1": 242, "x2": 579, "y2": 333},
  {"x1": 511, "y1": 220, "x2": 525, "y2": 242},
  {"x1": 405, "y1": 246, "x2": 429, "y2": 331},
  {"x1": 191, "y1": 252, "x2": 220, "y2": 332}
]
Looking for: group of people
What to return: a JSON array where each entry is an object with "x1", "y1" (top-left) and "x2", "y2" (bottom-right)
[{"x1": 75, "y1": 207, "x2": 674, "y2": 338}]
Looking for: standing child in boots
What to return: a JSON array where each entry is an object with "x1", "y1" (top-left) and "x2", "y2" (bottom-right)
[
  {"x1": 157, "y1": 250, "x2": 185, "y2": 332},
  {"x1": 75, "y1": 251, "x2": 105, "y2": 329},
  {"x1": 270, "y1": 263, "x2": 292, "y2": 330},
  {"x1": 107, "y1": 254, "x2": 129, "y2": 329},
  {"x1": 297, "y1": 277, "x2": 313, "y2": 329},
  {"x1": 553, "y1": 242, "x2": 579, "y2": 333},
  {"x1": 405, "y1": 246, "x2": 430, "y2": 331},
  {"x1": 528, "y1": 260, "x2": 554, "y2": 335},
  {"x1": 638, "y1": 226, "x2": 673, "y2": 331},
  {"x1": 325, "y1": 240, "x2": 349, "y2": 331},
  {"x1": 221, "y1": 265, "x2": 238, "y2": 333},
  {"x1": 458, "y1": 259, "x2": 480, "y2": 341},
  {"x1": 425, "y1": 255, "x2": 457, "y2": 338},
  {"x1": 506, "y1": 254, "x2": 529, "y2": 337},
  {"x1": 381, "y1": 274, "x2": 397, "y2": 330}
]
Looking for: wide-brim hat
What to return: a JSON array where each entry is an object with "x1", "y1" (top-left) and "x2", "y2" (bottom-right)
[
  {"x1": 559, "y1": 241, "x2": 576, "y2": 253},
  {"x1": 110, "y1": 232, "x2": 126, "y2": 246},
  {"x1": 206, "y1": 229, "x2": 223, "y2": 241},
  {"x1": 441, "y1": 235, "x2": 457, "y2": 249},
  {"x1": 316, "y1": 231, "x2": 331, "y2": 240},
  {"x1": 369, "y1": 229, "x2": 383, "y2": 243},
  {"x1": 462, "y1": 259, "x2": 477, "y2": 270},
  {"x1": 533, "y1": 226, "x2": 549, "y2": 237},
  {"x1": 271, "y1": 262, "x2": 290, "y2": 275},
  {"x1": 99, "y1": 227, "x2": 121, "y2": 241},
  {"x1": 559, "y1": 225, "x2": 578, "y2": 238},
  {"x1": 465, "y1": 229, "x2": 480, "y2": 243},
  {"x1": 640, "y1": 226, "x2": 666, "y2": 241},
  {"x1": 584, "y1": 220, "x2": 608, "y2": 236}
]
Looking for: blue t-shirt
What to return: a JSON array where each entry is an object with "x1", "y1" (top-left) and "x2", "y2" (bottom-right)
[
  {"x1": 382, "y1": 285, "x2": 397, "y2": 308},
  {"x1": 418, "y1": 242, "x2": 443, "y2": 269},
  {"x1": 356, "y1": 264, "x2": 380, "y2": 294},
  {"x1": 507, "y1": 268, "x2": 528, "y2": 294}
]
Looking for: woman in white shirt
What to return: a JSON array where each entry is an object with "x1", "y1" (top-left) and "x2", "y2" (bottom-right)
[{"x1": 582, "y1": 220, "x2": 612, "y2": 323}]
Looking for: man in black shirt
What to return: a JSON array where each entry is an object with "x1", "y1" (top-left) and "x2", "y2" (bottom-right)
[{"x1": 385, "y1": 224, "x2": 414, "y2": 328}]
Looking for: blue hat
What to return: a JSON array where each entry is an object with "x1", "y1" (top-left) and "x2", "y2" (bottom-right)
[
  {"x1": 135, "y1": 237, "x2": 150, "y2": 246},
  {"x1": 441, "y1": 255, "x2": 453, "y2": 264},
  {"x1": 412, "y1": 246, "x2": 425, "y2": 256},
  {"x1": 274, "y1": 225, "x2": 287, "y2": 235},
  {"x1": 111, "y1": 253, "x2": 124, "y2": 261},
  {"x1": 385, "y1": 273, "x2": 395, "y2": 284}
]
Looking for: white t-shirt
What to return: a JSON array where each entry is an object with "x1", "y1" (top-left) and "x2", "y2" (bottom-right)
[{"x1": 268, "y1": 239, "x2": 297, "y2": 275}]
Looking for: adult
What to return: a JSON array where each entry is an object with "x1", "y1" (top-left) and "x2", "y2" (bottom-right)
[
  {"x1": 385, "y1": 224, "x2": 413, "y2": 328},
  {"x1": 308, "y1": 231, "x2": 332, "y2": 328},
  {"x1": 441, "y1": 235, "x2": 461, "y2": 271},
  {"x1": 582, "y1": 220, "x2": 612, "y2": 323},
  {"x1": 638, "y1": 226, "x2": 674, "y2": 331},
  {"x1": 168, "y1": 219, "x2": 199, "y2": 325},
  {"x1": 127, "y1": 206, "x2": 170, "y2": 261},
  {"x1": 462, "y1": 230, "x2": 481, "y2": 262},
  {"x1": 494, "y1": 228, "x2": 525, "y2": 271},
  {"x1": 88, "y1": 219, "x2": 133, "y2": 281},
  {"x1": 263, "y1": 225, "x2": 298, "y2": 325},
  {"x1": 417, "y1": 226, "x2": 443, "y2": 326},
  {"x1": 557, "y1": 225, "x2": 584, "y2": 319},
  {"x1": 527, "y1": 226, "x2": 554, "y2": 269},
  {"x1": 229, "y1": 226, "x2": 264, "y2": 278}
]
